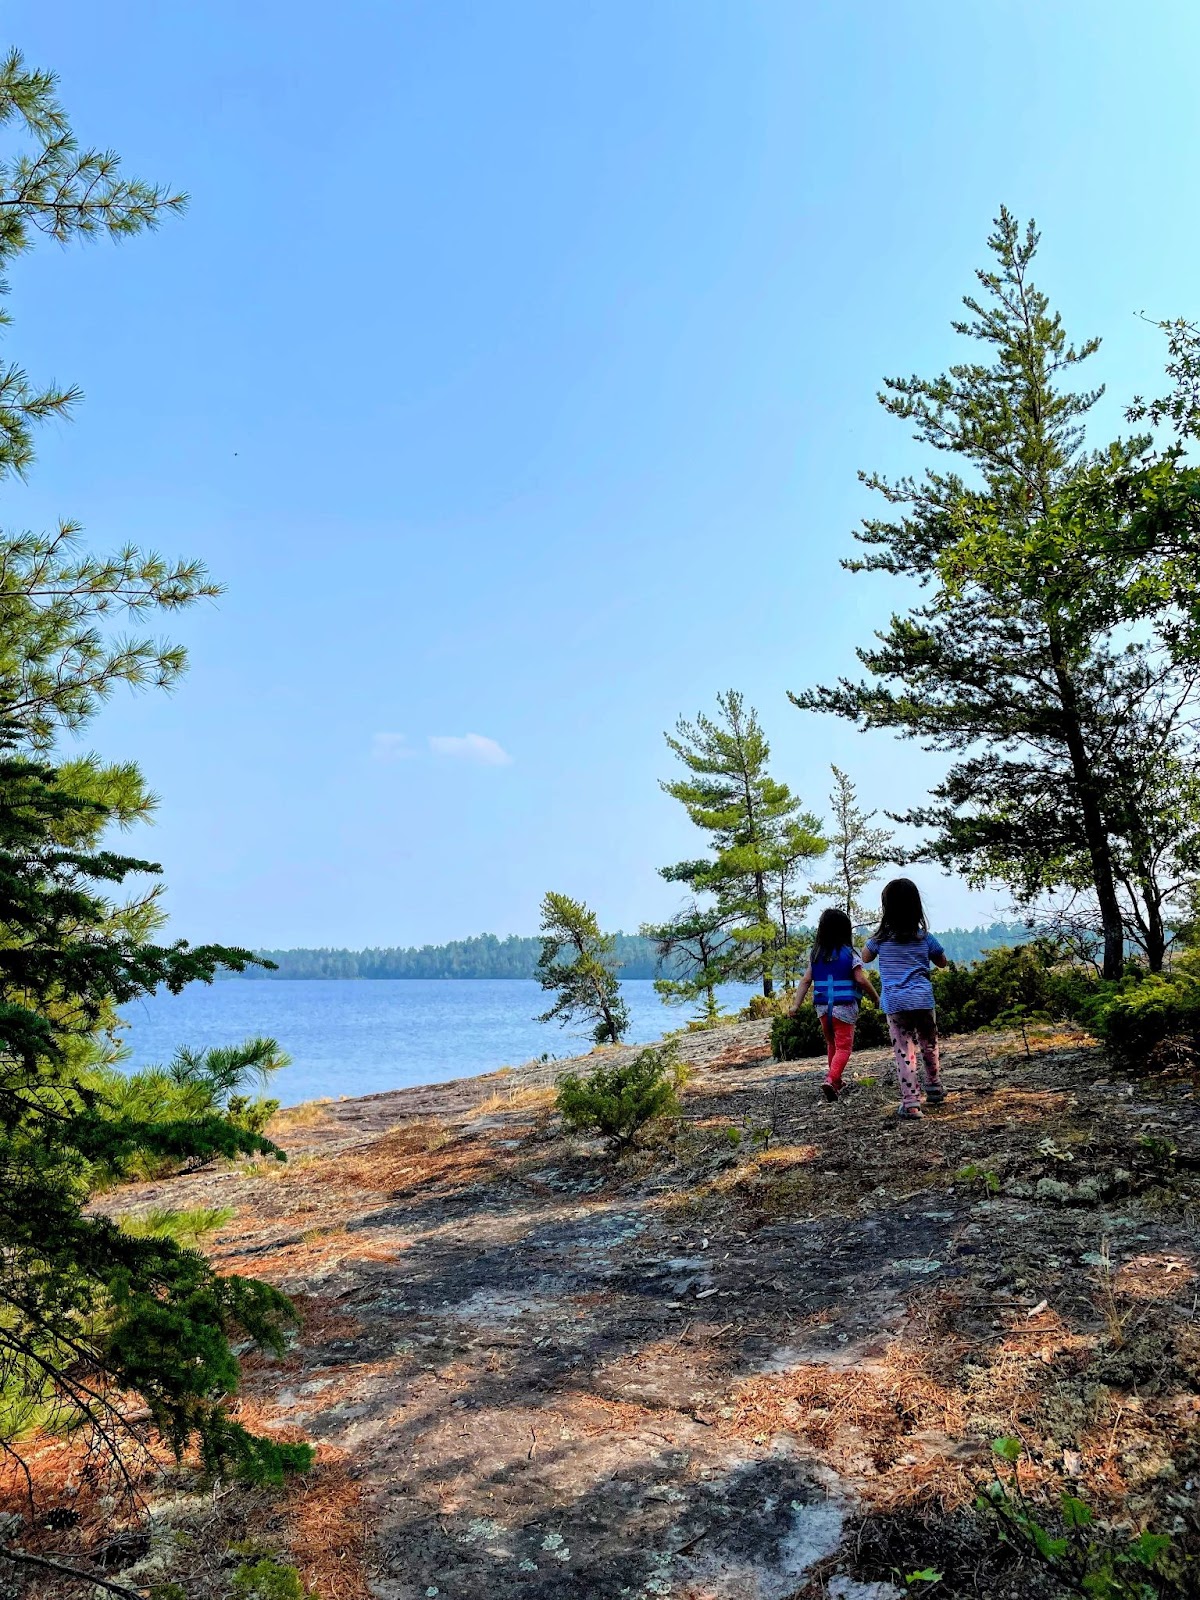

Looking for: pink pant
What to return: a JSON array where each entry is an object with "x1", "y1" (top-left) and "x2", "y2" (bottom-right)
[
  {"x1": 820, "y1": 1014, "x2": 856, "y2": 1088},
  {"x1": 887, "y1": 1009, "x2": 941, "y2": 1108}
]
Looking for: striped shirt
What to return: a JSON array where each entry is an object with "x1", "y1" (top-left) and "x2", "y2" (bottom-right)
[{"x1": 862, "y1": 932, "x2": 945, "y2": 1014}]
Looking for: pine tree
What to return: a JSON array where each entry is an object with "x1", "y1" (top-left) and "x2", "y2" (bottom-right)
[
  {"x1": 812, "y1": 766, "x2": 894, "y2": 930},
  {"x1": 0, "y1": 51, "x2": 315, "y2": 1529},
  {"x1": 556, "y1": 1042, "x2": 685, "y2": 1148},
  {"x1": 770, "y1": 820, "x2": 826, "y2": 986},
  {"x1": 790, "y1": 211, "x2": 1200, "y2": 978},
  {"x1": 0, "y1": 732, "x2": 312, "y2": 1502},
  {"x1": 535, "y1": 891, "x2": 629, "y2": 1044},
  {"x1": 641, "y1": 899, "x2": 736, "y2": 1022},
  {"x1": 661, "y1": 690, "x2": 824, "y2": 995},
  {"x1": 0, "y1": 52, "x2": 217, "y2": 749}
]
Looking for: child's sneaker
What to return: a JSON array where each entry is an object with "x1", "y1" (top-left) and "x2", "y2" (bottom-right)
[
  {"x1": 895, "y1": 1104, "x2": 923, "y2": 1120},
  {"x1": 924, "y1": 1084, "x2": 947, "y2": 1106},
  {"x1": 821, "y1": 1080, "x2": 839, "y2": 1103}
]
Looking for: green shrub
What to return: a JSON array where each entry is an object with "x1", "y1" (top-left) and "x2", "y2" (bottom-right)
[
  {"x1": 931, "y1": 940, "x2": 1097, "y2": 1033},
  {"x1": 770, "y1": 1005, "x2": 824, "y2": 1060},
  {"x1": 86, "y1": 1036, "x2": 289, "y2": 1183},
  {"x1": 556, "y1": 1042, "x2": 687, "y2": 1146},
  {"x1": 928, "y1": 959, "x2": 984, "y2": 1034},
  {"x1": 119, "y1": 1205, "x2": 235, "y2": 1246},
  {"x1": 226, "y1": 1093, "x2": 281, "y2": 1134},
  {"x1": 770, "y1": 1000, "x2": 889, "y2": 1061},
  {"x1": 1044, "y1": 961, "x2": 1106, "y2": 1021},
  {"x1": 740, "y1": 991, "x2": 794, "y2": 1021},
  {"x1": 954, "y1": 1162, "x2": 1000, "y2": 1195},
  {"x1": 855, "y1": 1002, "x2": 890, "y2": 1049},
  {"x1": 680, "y1": 1011, "x2": 735, "y2": 1032},
  {"x1": 232, "y1": 1557, "x2": 314, "y2": 1600},
  {"x1": 936, "y1": 942, "x2": 1103, "y2": 1035},
  {"x1": 1080, "y1": 972, "x2": 1200, "y2": 1065},
  {"x1": 980, "y1": 1437, "x2": 1190, "y2": 1596}
]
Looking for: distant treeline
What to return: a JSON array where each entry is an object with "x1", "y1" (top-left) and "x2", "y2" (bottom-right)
[{"x1": 220, "y1": 923, "x2": 1030, "y2": 980}]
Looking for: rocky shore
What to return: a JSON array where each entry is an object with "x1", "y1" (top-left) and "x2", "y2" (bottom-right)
[{"x1": 65, "y1": 1023, "x2": 1200, "y2": 1597}]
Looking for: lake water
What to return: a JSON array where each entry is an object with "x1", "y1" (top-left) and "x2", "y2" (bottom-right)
[{"x1": 116, "y1": 979, "x2": 759, "y2": 1106}]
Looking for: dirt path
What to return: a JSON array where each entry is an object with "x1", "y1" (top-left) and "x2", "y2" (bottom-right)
[{"x1": 101, "y1": 1026, "x2": 1200, "y2": 1598}]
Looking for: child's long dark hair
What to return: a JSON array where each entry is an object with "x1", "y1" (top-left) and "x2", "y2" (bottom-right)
[
  {"x1": 874, "y1": 877, "x2": 928, "y2": 944},
  {"x1": 812, "y1": 907, "x2": 854, "y2": 964}
]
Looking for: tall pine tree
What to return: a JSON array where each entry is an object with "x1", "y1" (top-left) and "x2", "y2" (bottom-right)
[
  {"x1": 790, "y1": 211, "x2": 1200, "y2": 977},
  {"x1": 0, "y1": 51, "x2": 314, "y2": 1526},
  {"x1": 812, "y1": 766, "x2": 894, "y2": 930},
  {"x1": 661, "y1": 690, "x2": 824, "y2": 995}
]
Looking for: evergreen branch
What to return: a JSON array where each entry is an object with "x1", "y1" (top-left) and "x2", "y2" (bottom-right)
[{"x1": 0, "y1": 1324, "x2": 144, "y2": 1503}]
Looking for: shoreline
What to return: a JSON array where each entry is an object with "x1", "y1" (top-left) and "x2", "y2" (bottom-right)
[
  {"x1": 268, "y1": 1017, "x2": 776, "y2": 1144},
  {"x1": 120, "y1": 979, "x2": 762, "y2": 1099}
]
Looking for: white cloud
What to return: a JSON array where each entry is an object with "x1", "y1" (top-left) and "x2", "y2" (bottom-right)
[
  {"x1": 371, "y1": 732, "x2": 417, "y2": 762},
  {"x1": 428, "y1": 732, "x2": 513, "y2": 766}
]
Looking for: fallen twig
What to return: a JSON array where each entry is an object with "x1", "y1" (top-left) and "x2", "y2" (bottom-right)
[
  {"x1": 673, "y1": 1523, "x2": 713, "y2": 1555},
  {"x1": 0, "y1": 1543, "x2": 147, "y2": 1600}
]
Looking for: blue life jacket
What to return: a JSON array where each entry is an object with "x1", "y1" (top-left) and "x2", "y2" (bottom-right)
[{"x1": 811, "y1": 945, "x2": 861, "y2": 1014}]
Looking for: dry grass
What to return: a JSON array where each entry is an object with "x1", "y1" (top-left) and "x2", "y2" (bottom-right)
[
  {"x1": 281, "y1": 1447, "x2": 373, "y2": 1600},
  {"x1": 1093, "y1": 1236, "x2": 1135, "y2": 1348},
  {"x1": 310, "y1": 1119, "x2": 506, "y2": 1198},
  {"x1": 755, "y1": 1142, "x2": 823, "y2": 1170},
  {"x1": 715, "y1": 1276, "x2": 1200, "y2": 1526},
  {"x1": 269, "y1": 1097, "x2": 334, "y2": 1135},
  {"x1": 300, "y1": 1221, "x2": 349, "y2": 1245},
  {"x1": 471, "y1": 1083, "x2": 557, "y2": 1116},
  {"x1": 240, "y1": 1149, "x2": 320, "y2": 1180}
]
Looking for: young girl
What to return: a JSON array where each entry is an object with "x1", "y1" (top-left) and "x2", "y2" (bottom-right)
[
  {"x1": 790, "y1": 907, "x2": 879, "y2": 1102},
  {"x1": 860, "y1": 878, "x2": 949, "y2": 1120}
]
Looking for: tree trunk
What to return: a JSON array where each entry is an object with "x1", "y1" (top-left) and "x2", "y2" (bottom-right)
[
  {"x1": 582, "y1": 938, "x2": 621, "y2": 1042},
  {"x1": 1048, "y1": 635, "x2": 1125, "y2": 979},
  {"x1": 753, "y1": 868, "x2": 773, "y2": 996},
  {"x1": 1139, "y1": 884, "x2": 1167, "y2": 973},
  {"x1": 842, "y1": 840, "x2": 854, "y2": 917}
]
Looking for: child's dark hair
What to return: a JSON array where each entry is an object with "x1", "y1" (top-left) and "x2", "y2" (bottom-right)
[
  {"x1": 874, "y1": 877, "x2": 928, "y2": 944},
  {"x1": 812, "y1": 907, "x2": 854, "y2": 965}
]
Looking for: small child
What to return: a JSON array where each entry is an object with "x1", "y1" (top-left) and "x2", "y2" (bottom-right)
[
  {"x1": 790, "y1": 907, "x2": 879, "y2": 1102},
  {"x1": 860, "y1": 877, "x2": 950, "y2": 1120}
]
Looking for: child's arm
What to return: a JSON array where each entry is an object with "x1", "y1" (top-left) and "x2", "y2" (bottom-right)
[
  {"x1": 852, "y1": 963, "x2": 879, "y2": 1008},
  {"x1": 790, "y1": 965, "x2": 813, "y2": 1013},
  {"x1": 929, "y1": 935, "x2": 949, "y2": 970}
]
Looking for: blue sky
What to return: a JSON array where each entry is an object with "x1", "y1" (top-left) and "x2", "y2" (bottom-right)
[{"x1": 6, "y1": 1, "x2": 1199, "y2": 947}]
